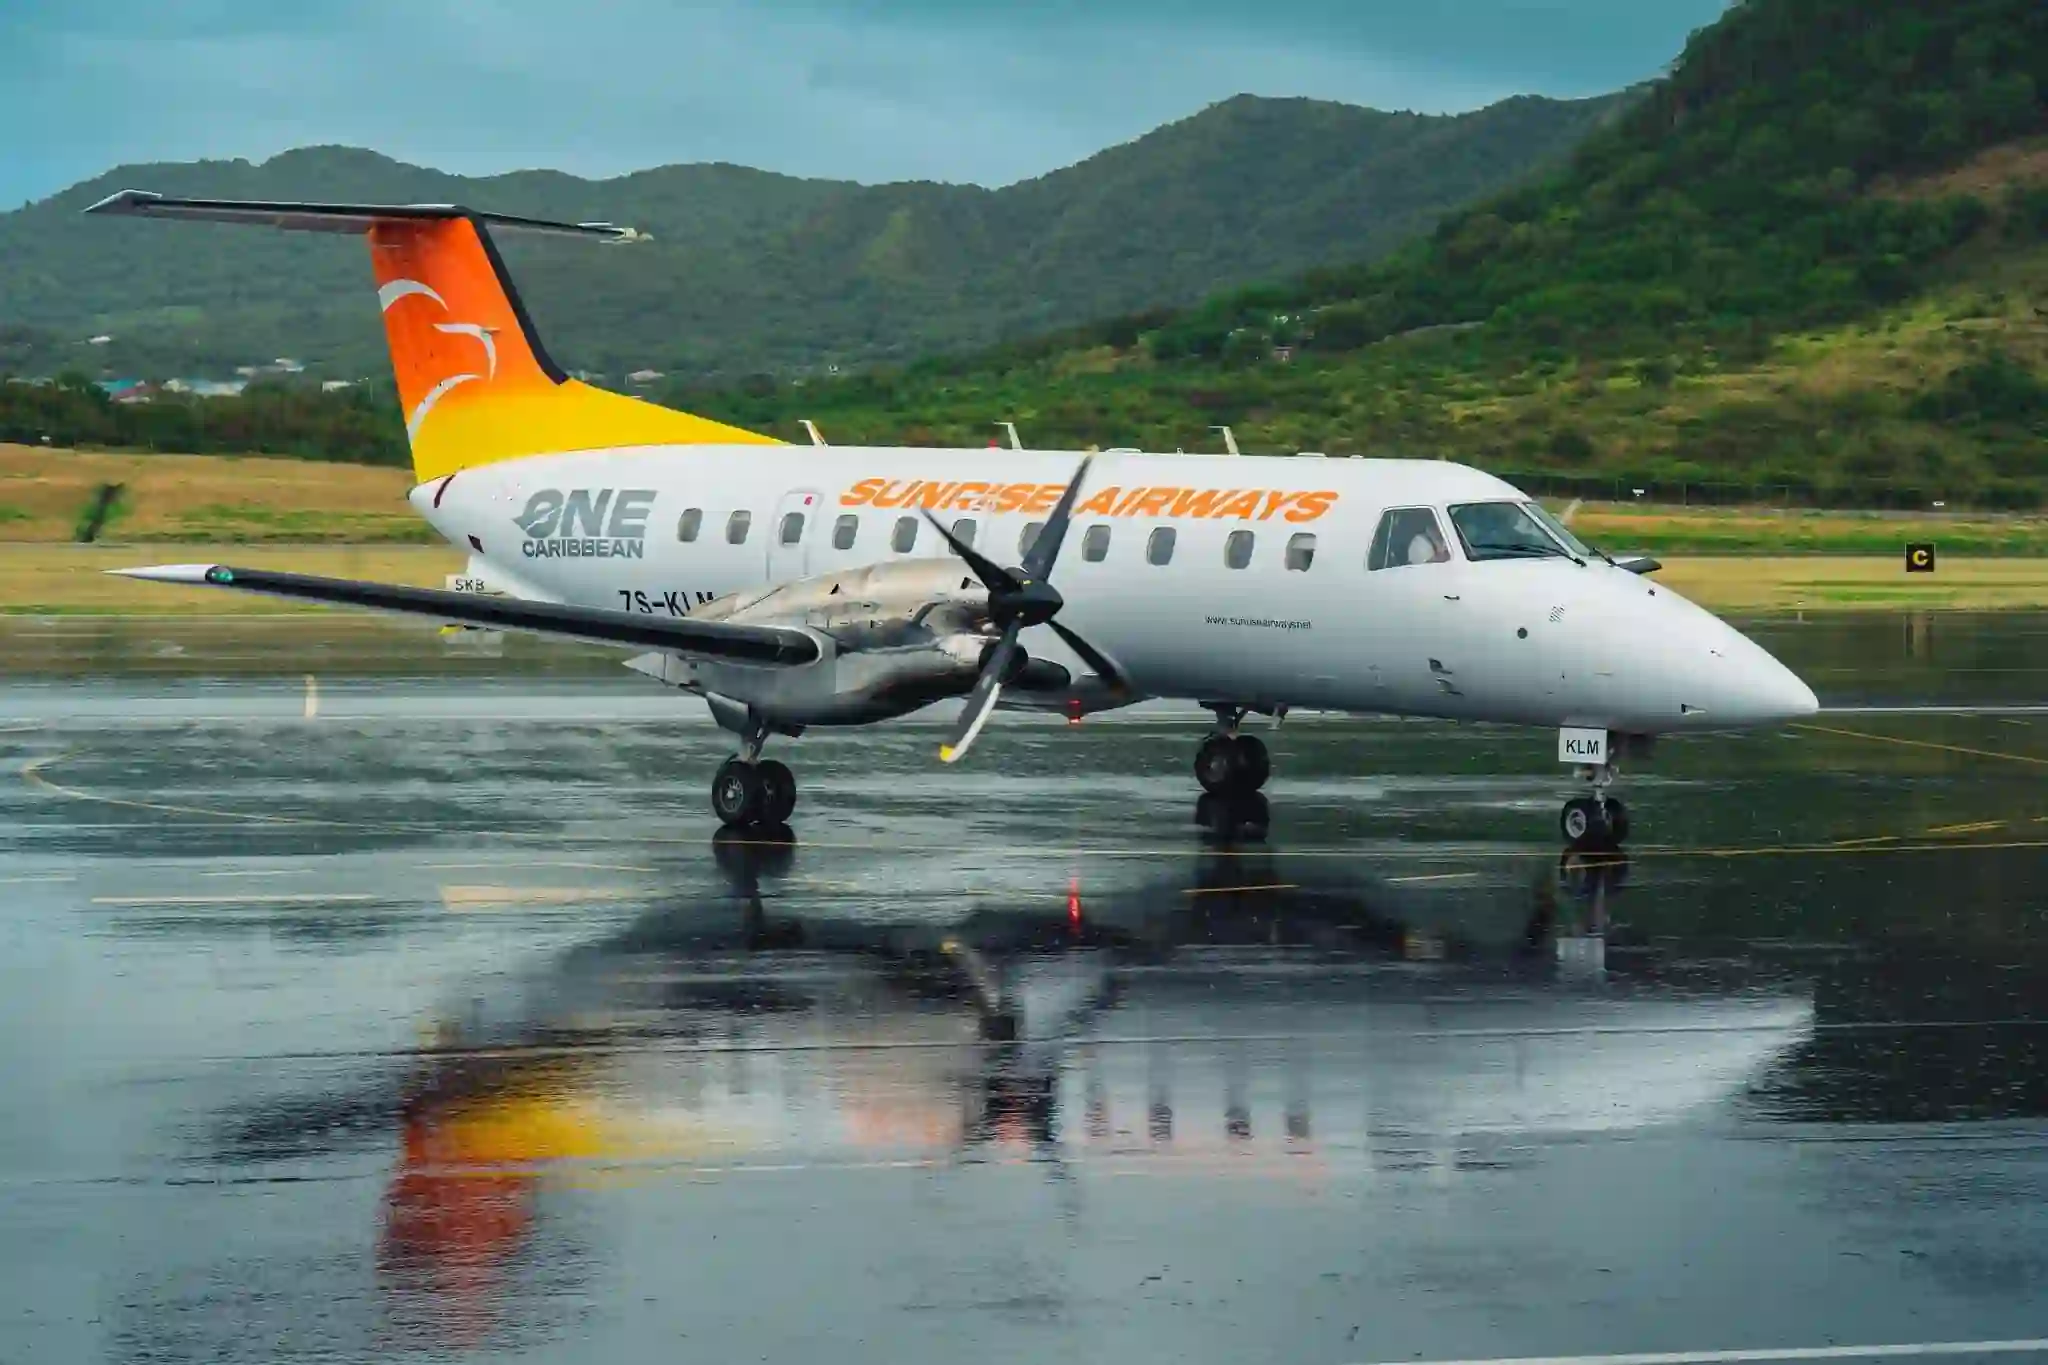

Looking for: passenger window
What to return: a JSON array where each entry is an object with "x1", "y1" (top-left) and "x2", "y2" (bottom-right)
[
  {"x1": 1081, "y1": 524, "x2": 1111, "y2": 562},
  {"x1": 1367, "y1": 507, "x2": 1450, "y2": 570},
  {"x1": 726, "y1": 510, "x2": 752, "y2": 545},
  {"x1": 1019, "y1": 521, "x2": 1046, "y2": 559},
  {"x1": 1224, "y1": 530, "x2": 1254, "y2": 570},
  {"x1": 891, "y1": 517, "x2": 919, "y2": 553},
  {"x1": 677, "y1": 508, "x2": 703, "y2": 543},
  {"x1": 1285, "y1": 532, "x2": 1316, "y2": 571},
  {"x1": 1146, "y1": 527, "x2": 1176, "y2": 566},
  {"x1": 833, "y1": 514, "x2": 858, "y2": 550},
  {"x1": 951, "y1": 518, "x2": 978, "y2": 548},
  {"x1": 778, "y1": 511, "x2": 805, "y2": 546}
]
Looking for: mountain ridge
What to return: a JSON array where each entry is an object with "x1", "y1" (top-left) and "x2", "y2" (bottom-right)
[
  {"x1": 0, "y1": 90, "x2": 1630, "y2": 383},
  {"x1": 674, "y1": 0, "x2": 2047, "y2": 503}
]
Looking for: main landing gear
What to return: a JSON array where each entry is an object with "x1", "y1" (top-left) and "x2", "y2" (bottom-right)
[
  {"x1": 1194, "y1": 704, "x2": 1272, "y2": 797},
  {"x1": 712, "y1": 756, "x2": 796, "y2": 828},
  {"x1": 708, "y1": 700, "x2": 800, "y2": 830}
]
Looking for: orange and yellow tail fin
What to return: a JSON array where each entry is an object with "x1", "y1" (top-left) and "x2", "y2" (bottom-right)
[{"x1": 84, "y1": 191, "x2": 780, "y2": 481}]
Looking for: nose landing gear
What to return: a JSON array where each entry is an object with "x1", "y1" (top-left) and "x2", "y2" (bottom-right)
[{"x1": 1558, "y1": 730, "x2": 1645, "y2": 849}]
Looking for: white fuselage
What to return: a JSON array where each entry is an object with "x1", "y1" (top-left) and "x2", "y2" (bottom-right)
[{"x1": 414, "y1": 444, "x2": 1818, "y2": 733}]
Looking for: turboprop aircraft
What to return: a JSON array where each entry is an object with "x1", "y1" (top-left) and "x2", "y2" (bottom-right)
[{"x1": 86, "y1": 191, "x2": 1818, "y2": 844}]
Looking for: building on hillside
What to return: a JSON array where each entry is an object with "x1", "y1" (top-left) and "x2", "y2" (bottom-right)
[
  {"x1": 320, "y1": 379, "x2": 354, "y2": 392},
  {"x1": 164, "y1": 378, "x2": 248, "y2": 398},
  {"x1": 627, "y1": 369, "x2": 666, "y2": 386}
]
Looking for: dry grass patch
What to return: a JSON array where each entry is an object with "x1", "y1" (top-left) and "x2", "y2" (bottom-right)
[
  {"x1": 1656, "y1": 556, "x2": 2048, "y2": 612},
  {"x1": 0, "y1": 445, "x2": 422, "y2": 542}
]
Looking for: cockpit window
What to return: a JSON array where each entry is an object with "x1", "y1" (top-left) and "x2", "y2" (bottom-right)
[
  {"x1": 1522, "y1": 501, "x2": 1593, "y2": 558},
  {"x1": 1367, "y1": 507, "x2": 1452, "y2": 570},
  {"x1": 1449, "y1": 501, "x2": 1580, "y2": 563}
]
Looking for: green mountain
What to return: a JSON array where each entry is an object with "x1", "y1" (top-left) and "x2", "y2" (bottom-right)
[
  {"x1": 686, "y1": 0, "x2": 2048, "y2": 505},
  {"x1": 0, "y1": 92, "x2": 1626, "y2": 383}
]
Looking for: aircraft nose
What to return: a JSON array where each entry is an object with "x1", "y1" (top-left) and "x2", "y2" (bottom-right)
[{"x1": 1724, "y1": 635, "x2": 1819, "y2": 725}]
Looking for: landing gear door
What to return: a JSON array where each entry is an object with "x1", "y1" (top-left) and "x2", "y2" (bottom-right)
[{"x1": 768, "y1": 490, "x2": 821, "y2": 582}]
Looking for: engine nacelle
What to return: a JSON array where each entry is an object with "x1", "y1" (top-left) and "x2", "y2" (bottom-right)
[{"x1": 622, "y1": 559, "x2": 1080, "y2": 726}]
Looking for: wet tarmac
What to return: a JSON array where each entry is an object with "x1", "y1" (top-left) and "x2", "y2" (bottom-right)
[{"x1": 4, "y1": 613, "x2": 2048, "y2": 1364}]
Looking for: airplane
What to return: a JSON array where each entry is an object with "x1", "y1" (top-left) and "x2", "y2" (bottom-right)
[{"x1": 85, "y1": 191, "x2": 1819, "y2": 845}]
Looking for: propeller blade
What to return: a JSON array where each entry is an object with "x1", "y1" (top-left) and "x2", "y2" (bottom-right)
[
  {"x1": 1560, "y1": 497, "x2": 1583, "y2": 527},
  {"x1": 939, "y1": 625, "x2": 1018, "y2": 764},
  {"x1": 1047, "y1": 620, "x2": 1129, "y2": 695},
  {"x1": 1020, "y1": 455, "x2": 1093, "y2": 580},
  {"x1": 923, "y1": 511, "x2": 1020, "y2": 595}
]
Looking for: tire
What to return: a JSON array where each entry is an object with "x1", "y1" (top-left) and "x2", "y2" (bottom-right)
[
  {"x1": 756, "y1": 760, "x2": 797, "y2": 825},
  {"x1": 1560, "y1": 796, "x2": 1600, "y2": 845},
  {"x1": 711, "y1": 759, "x2": 763, "y2": 827},
  {"x1": 1194, "y1": 733, "x2": 1239, "y2": 795},
  {"x1": 1602, "y1": 797, "x2": 1631, "y2": 845},
  {"x1": 1233, "y1": 734, "x2": 1271, "y2": 792}
]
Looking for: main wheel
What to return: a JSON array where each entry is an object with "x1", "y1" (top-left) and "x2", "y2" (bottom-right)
[
  {"x1": 1601, "y1": 796, "x2": 1631, "y2": 844},
  {"x1": 1560, "y1": 795, "x2": 1606, "y2": 846},
  {"x1": 1194, "y1": 733, "x2": 1240, "y2": 795},
  {"x1": 756, "y1": 759, "x2": 797, "y2": 825},
  {"x1": 711, "y1": 759, "x2": 763, "y2": 828},
  {"x1": 1233, "y1": 733, "x2": 1271, "y2": 792}
]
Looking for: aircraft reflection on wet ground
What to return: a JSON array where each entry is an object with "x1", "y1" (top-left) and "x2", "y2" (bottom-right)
[{"x1": 192, "y1": 829, "x2": 1777, "y2": 1326}]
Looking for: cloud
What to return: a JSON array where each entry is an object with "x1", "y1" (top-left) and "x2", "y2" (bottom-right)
[{"x1": 0, "y1": 0, "x2": 1728, "y2": 205}]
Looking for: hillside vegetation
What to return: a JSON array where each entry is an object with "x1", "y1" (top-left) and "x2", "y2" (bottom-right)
[
  {"x1": 675, "y1": 0, "x2": 2048, "y2": 506},
  {"x1": 0, "y1": 92, "x2": 1624, "y2": 383}
]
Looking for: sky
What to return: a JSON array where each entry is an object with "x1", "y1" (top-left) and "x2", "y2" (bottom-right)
[{"x1": 0, "y1": 0, "x2": 1731, "y2": 206}]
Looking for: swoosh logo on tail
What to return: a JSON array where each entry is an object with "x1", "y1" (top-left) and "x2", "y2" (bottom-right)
[
  {"x1": 378, "y1": 278, "x2": 448, "y2": 313},
  {"x1": 407, "y1": 373, "x2": 480, "y2": 439}
]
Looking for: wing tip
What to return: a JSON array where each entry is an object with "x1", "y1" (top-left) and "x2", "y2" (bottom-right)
[
  {"x1": 83, "y1": 189, "x2": 159, "y2": 216},
  {"x1": 105, "y1": 564, "x2": 222, "y2": 583}
]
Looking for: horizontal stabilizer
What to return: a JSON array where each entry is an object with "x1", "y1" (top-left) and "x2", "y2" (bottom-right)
[
  {"x1": 84, "y1": 190, "x2": 635, "y2": 240},
  {"x1": 108, "y1": 565, "x2": 820, "y2": 665}
]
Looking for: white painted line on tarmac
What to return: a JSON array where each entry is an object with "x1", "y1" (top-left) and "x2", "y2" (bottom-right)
[
  {"x1": 91, "y1": 893, "x2": 379, "y2": 907},
  {"x1": 1822, "y1": 705, "x2": 2048, "y2": 716},
  {"x1": 303, "y1": 674, "x2": 319, "y2": 720},
  {"x1": 423, "y1": 860, "x2": 659, "y2": 874},
  {"x1": 1346, "y1": 1340, "x2": 2048, "y2": 1365},
  {"x1": 0, "y1": 874, "x2": 76, "y2": 884}
]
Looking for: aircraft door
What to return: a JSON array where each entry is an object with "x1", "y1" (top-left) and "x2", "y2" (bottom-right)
[{"x1": 768, "y1": 489, "x2": 821, "y2": 581}]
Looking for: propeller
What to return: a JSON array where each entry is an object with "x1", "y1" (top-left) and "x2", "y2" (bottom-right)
[{"x1": 924, "y1": 456, "x2": 1127, "y2": 764}]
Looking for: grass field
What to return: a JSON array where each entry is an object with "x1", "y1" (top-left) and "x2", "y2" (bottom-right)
[
  {"x1": 0, "y1": 444, "x2": 427, "y2": 544},
  {"x1": 2, "y1": 543, "x2": 2041, "y2": 616}
]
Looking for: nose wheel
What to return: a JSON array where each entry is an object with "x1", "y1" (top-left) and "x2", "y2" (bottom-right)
[
  {"x1": 712, "y1": 757, "x2": 797, "y2": 828},
  {"x1": 1560, "y1": 795, "x2": 1629, "y2": 847}
]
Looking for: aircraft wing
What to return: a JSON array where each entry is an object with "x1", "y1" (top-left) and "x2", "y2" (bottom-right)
[{"x1": 107, "y1": 565, "x2": 822, "y2": 665}]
